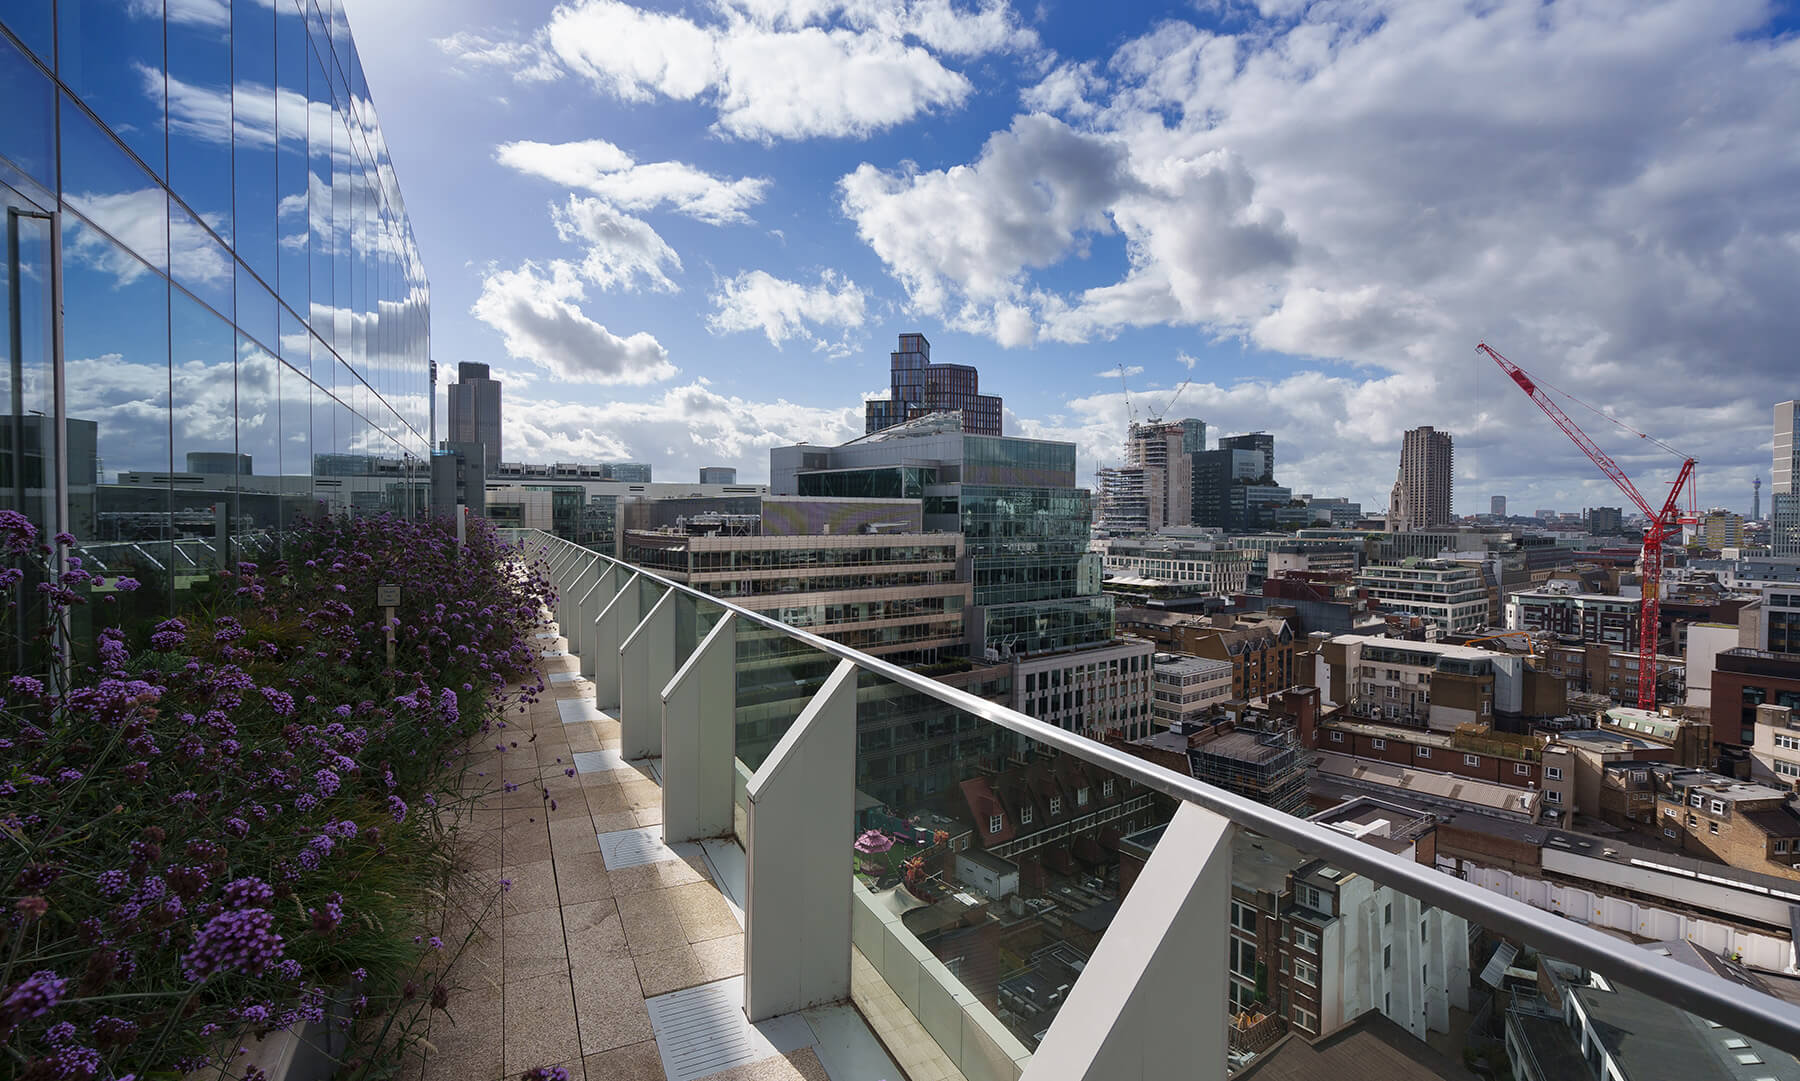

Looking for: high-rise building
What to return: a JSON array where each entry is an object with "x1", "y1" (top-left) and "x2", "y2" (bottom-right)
[
  {"x1": 1588, "y1": 506, "x2": 1625, "y2": 536},
  {"x1": 0, "y1": 0, "x2": 432, "y2": 650},
  {"x1": 1775, "y1": 402, "x2": 1800, "y2": 557},
  {"x1": 1177, "y1": 418, "x2": 1206, "y2": 455},
  {"x1": 1134, "y1": 423, "x2": 1191, "y2": 527},
  {"x1": 699, "y1": 466, "x2": 737, "y2": 485},
  {"x1": 1697, "y1": 508, "x2": 1746, "y2": 549},
  {"x1": 1191, "y1": 449, "x2": 1232, "y2": 528},
  {"x1": 1491, "y1": 495, "x2": 1507, "y2": 517},
  {"x1": 447, "y1": 362, "x2": 503, "y2": 466},
  {"x1": 864, "y1": 333, "x2": 1002, "y2": 436},
  {"x1": 1219, "y1": 432, "x2": 1275, "y2": 480},
  {"x1": 1389, "y1": 426, "x2": 1453, "y2": 532},
  {"x1": 772, "y1": 414, "x2": 1110, "y2": 657}
]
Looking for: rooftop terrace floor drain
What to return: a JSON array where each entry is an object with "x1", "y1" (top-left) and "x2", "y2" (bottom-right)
[
  {"x1": 597, "y1": 825, "x2": 680, "y2": 870},
  {"x1": 645, "y1": 976, "x2": 811, "y2": 1081}
]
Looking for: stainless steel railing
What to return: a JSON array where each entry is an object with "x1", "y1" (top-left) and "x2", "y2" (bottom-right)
[{"x1": 511, "y1": 528, "x2": 1800, "y2": 1056}]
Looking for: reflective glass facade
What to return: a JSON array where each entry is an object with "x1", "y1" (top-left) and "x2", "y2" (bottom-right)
[
  {"x1": 864, "y1": 332, "x2": 1003, "y2": 436},
  {"x1": 0, "y1": 0, "x2": 431, "y2": 645}
]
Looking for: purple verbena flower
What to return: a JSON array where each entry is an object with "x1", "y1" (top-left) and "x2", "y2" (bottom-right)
[{"x1": 182, "y1": 909, "x2": 284, "y2": 982}]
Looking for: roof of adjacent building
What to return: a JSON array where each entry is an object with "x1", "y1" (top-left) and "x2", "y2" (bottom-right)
[
  {"x1": 1235, "y1": 1011, "x2": 1478, "y2": 1081},
  {"x1": 1196, "y1": 729, "x2": 1293, "y2": 765},
  {"x1": 1565, "y1": 945, "x2": 1800, "y2": 1081},
  {"x1": 1232, "y1": 830, "x2": 1305, "y2": 894},
  {"x1": 1315, "y1": 752, "x2": 1539, "y2": 818}
]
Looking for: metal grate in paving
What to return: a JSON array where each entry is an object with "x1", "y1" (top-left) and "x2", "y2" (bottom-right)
[
  {"x1": 547, "y1": 672, "x2": 585, "y2": 684},
  {"x1": 556, "y1": 698, "x2": 608, "y2": 724},
  {"x1": 571, "y1": 749, "x2": 628, "y2": 774},
  {"x1": 645, "y1": 977, "x2": 812, "y2": 1081},
  {"x1": 596, "y1": 825, "x2": 680, "y2": 870}
]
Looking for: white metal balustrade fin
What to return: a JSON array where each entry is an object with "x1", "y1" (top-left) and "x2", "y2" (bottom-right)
[
  {"x1": 744, "y1": 659, "x2": 857, "y2": 1023},
  {"x1": 589, "y1": 571, "x2": 641, "y2": 710},
  {"x1": 662, "y1": 612, "x2": 738, "y2": 844},
  {"x1": 575, "y1": 565, "x2": 615, "y2": 678},
  {"x1": 1022, "y1": 802, "x2": 1235, "y2": 1081},
  {"x1": 618, "y1": 587, "x2": 679, "y2": 761}
]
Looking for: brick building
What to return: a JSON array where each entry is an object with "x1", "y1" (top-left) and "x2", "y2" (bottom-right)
[
  {"x1": 1711, "y1": 647, "x2": 1800, "y2": 751},
  {"x1": 1115, "y1": 608, "x2": 1297, "y2": 699},
  {"x1": 1649, "y1": 765, "x2": 1800, "y2": 880}
]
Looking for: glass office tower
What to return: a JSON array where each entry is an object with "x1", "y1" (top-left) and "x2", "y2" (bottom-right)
[{"x1": 0, "y1": 0, "x2": 432, "y2": 644}]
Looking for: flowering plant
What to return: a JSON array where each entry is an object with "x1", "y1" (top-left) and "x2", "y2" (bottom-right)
[{"x1": 0, "y1": 510, "x2": 552, "y2": 1080}]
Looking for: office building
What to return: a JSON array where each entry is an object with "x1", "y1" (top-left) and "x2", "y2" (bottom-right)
[
  {"x1": 0, "y1": 0, "x2": 432, "y2": 651},
  {"x1": 1696, "y1": 507, "x2": 1745, "y2": 548},
  {"x1": 1191, "y1": 448, "x2": 1232, "y2": 528},
  {"x1": 1389, "y1": 426, "x2": 1453, "y2": 532},
  {"x1": 1098, "y1": 533, "x2": 1253, "y2": 594},
  {"x1": 1150, "y1": 655, "x2": 1234, "y2": 728},
  {"x1": 1220, "y1": 432, "x2": 1275, "y2": 479},
  {"x1": 1491, "y1": 495, "x2": 1506, "y2": 517},
  {"x1": 1775, "y1": 401, "x2": 1800, "y2": 556},
  {"x1": 491, "y1": 460, "x2": 653, "y2": 483},
  {"x1": 1314, "y1": 634, "x2": 1565, "y2": 731},
  {"x1": 1586, "y1": 505, "x2": 1625, "y2": 535},
  {"x1": 1177, "y1": 417, "x2": 1206, "y2": 455},
  {"x1": 1712, "y1": 648, "x2": 1800, "y2": 750},
  {"x1": 863, "y1": 332, "x2": 1002, "y2": 436},
  {"x1": 699, "y1": 466, "x2": 737, "y2": 485},
  {"x1": 447, "y1": 362, "x2": 502, "y2": 466},
  {"x1": 772, "y1": 413, "x2": 1111, "y2": 657},
  {"x1": 1506, "y1": 587, "x2": 1645, "y2": 649},
  {"x1": 1013, "y1": 638, "x2": 1155, "y2": 739},
  {"x1": 1096, "y1": 467, "x2": 1155, "y2": 534},
  {"x1": 622, "y1": 497, "x2": 970, "y2": 664},
  {"x1": 1355, "y1": 560, "x2": 1489, "y2": 634}
]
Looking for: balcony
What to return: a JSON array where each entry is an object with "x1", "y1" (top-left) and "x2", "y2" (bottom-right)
[{"x1": 496, "y1": 529, "x2": 1800, "y2": 1080}]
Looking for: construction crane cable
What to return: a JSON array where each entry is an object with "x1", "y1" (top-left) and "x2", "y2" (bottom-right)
[{"x1": 1523, "y1": 369, "x2": 1689, "y2": 461}]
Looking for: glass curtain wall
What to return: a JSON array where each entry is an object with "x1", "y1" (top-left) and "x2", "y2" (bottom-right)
[{"x1": 0, "y1": 0, "x2": 432, "y2": 662}]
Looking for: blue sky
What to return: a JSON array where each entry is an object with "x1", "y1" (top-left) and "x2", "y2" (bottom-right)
[{"x1": 341, "y1": 0, "x2": 1800, "y2": 516}]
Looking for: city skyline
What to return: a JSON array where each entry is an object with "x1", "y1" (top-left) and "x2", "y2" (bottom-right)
[{"x1": 341, "y1": 0, "x2": 1797, "y2": 512}]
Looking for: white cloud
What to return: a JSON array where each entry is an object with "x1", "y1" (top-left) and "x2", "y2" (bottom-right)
[
  {"x1": 469, "y1": 0, "x2": 1037, "y2": 141},
  {"x1": 471, "y1": 261, "x2": 678, "y2": 385},
  {"x1": 841, "y1": 0, "x2": 1800, "y2": 511},
  {"x1": 495, "y1": 139, "x2": 769, "y2": 225},
  {"x1": 1177, "y1": 351, "x2": 1197, "y2": 369},
  {"x1": 551, "y1": 196, "x2": 683, "y2": 293},
  {"x1": 501, "y1": 381, "x2": 865, "y2": 482},
  {"x1": 433, "y1": 30, "x2": 562, "y2": 82},
  {"x1": 1095, "y1": 365, "x2": 1143, "y2": 378},
  {"x1": 707, "y1": 269, "x2": 869, "y2": 353}
]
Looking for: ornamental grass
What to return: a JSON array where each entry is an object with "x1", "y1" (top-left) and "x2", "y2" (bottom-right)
[{"x1": 0, "y1": 510, "x2": 553, "y2": 1081}]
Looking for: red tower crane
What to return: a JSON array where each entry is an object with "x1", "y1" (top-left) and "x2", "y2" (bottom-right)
[{"x1": 1477, "y1": 343, "x2": 1695, "y2": 712}]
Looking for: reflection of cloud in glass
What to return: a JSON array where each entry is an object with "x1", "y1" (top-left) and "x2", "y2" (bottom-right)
[
  {"x1": 170, "y1": 213, "x2": 233, "y2": 288},
  {"x1": 154, "y1": 65, "x2": 306, "y2": 150},
  {"x1": 65, "y1": 353, "x2": 171, "y2": 479},
  {"x1": 132, "y1": 0, "x2": 232, "y2": 29},
  {"x1": 63, "y1": 190, "x2": 167, "y2": 281}
]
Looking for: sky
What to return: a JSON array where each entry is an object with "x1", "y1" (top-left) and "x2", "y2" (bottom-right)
[{"x1": 338, "y1": 0, "x2": 1800, "y2": 517}]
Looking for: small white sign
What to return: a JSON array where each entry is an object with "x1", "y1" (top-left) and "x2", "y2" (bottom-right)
[{"x1": 377, "y1": 583, "x2": 401, "y2": 608}]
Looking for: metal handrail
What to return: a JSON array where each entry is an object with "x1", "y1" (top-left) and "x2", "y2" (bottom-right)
[{"x1": 512, "y1": 528, "x2": 1800, "y2": 1056}]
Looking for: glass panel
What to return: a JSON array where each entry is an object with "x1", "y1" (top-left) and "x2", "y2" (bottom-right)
[
  {"x1": 166, "y1": 0, "x2": 234, "y2": 244},
  {"x1": 277, "y1": 307, "x2": 311, "y2": 530},
  {"x1": 235, "y1": 334, "x2": 281, "y2": 551},
  {"x1": 60, "y1": 96, "x2": 168, "y2": 273},
  {"x1": 0, "y1": 197, "x2": 55, "y2": 672},
  {"x1": 275, "y1": 0, "x2": 309, "y2": 315},
  {"x1": 168, "y1": 289, "x2": 234, "y2": 595},
  {"x1": 232, "y1": 0, "x2": 278, "y2": 281},
  {"x1": 307, "y1": 38, "x2": 333, "y2": 346},
  {"x1": 169, "y1": 199, "x2": 234, "y2": 318},
  {"x1": 310, "y1": 338, "x2": 336, "y2": 514},
  {"x1": 235, "y1": 259, "x2": 278, "y2": 353},
  {"x1": 1, "y1": 4, "x2": 54, "y2": 65},
  {"x1": 848, "y1": 671, "x2": 1142, "y2": 1070},
  {"x1": 62, "y1": 214, "x2": 172, "y2": 624},
  {"x1": 0, "y1": 34, "x2": 54, "y2": 187},
  {"x1": 57, "y1": 0, "x2": 167, "y2": 177}
]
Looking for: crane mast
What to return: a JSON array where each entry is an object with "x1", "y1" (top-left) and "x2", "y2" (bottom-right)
[{"x1": 1477, "y1": 343, "x2": 1695, "y2": 712}]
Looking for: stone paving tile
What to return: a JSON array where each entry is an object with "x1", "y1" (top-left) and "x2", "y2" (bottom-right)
[
  {"x1": 501, "y1": 905, "x2": 569, "y2": 984},
  {"x1": 694, "y1": 1048, "x2": 831, "y2": 1081},
  {"x1": 556, "y1": 851, "x2": 615, "y2": 905},
  {"x1": 690, "y1": 934, "x2": 745, "y2": 984},
  {"x1": 582, "y1": 1041, "x2": 666, "y2": 1081},
  {"x1": 499, "y1": 859, "x2": 558, "y2": 916},
  {"x1": 606, "y1": 856, "x2": 709, "y2": 897},
  {"x1": 503, "y1": 971, "x2": 581, "y2": 1075},
  {"x1": 615, "y1": 890, "x2": 689, "y2": 957},
  {"x1": 563, "y1": 899, "x2": 630, "y2": 960}
]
